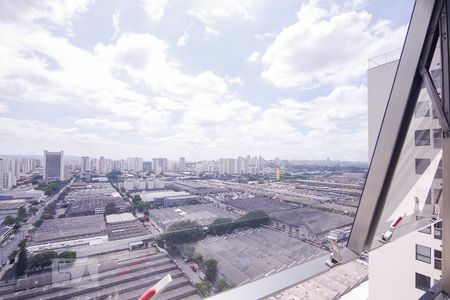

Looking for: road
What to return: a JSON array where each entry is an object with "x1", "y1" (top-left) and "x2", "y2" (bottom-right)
[
  {"x1": 0, "y1": 181, "x2": 72, "y2": 271},
  {"x1": 172, "y1": 254, "x2": 202, "y2": 284}
]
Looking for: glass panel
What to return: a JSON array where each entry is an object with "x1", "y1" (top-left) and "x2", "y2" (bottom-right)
[
  {"x1": 369, "y1": 45, "x2": 442, "y2": 249},
  {"x1": 418, "y1": 225, "x2": 431, "y2": 234},
  {"x1": 415, "y1": 130, "x2": 431, "y2": 146},
  {"x1": 415, "y1": 244, "x2": 431, "y2": 263},
  {"x1": 415, "y1": 273, "x2": 431, "y2": 291},
  {"x1": 434, "y1": 221, "x2": 442, "y2": 240}
]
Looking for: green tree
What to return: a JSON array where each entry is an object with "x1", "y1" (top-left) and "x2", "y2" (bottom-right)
[
  {"x1": 215, "y1": 278, "x2": 228, "y2": 292},
  {"x1": 104, "y1": 203, "x2": 118, "y2": 215},
  {"x1": 8, "y1": 250, "x2": 18, "y2": 264},
  {"x1": 204, "y1": 258, "x2": 218, "y2": 282},
  {"x1": 29, "y1": 251, "x2": 58, "y2": 270},
  {"x1": 16, "y1": 241, "x2": 27, "y2": 276},
  {"x1": 195, "y1": 281, "x2": 211, "y2": 297},
  {"x1": 58, "y1": 251, "x2": 76, "y2": 259},
  {"x1": 2, "y1": 215, "x2": 15, "y2": 225},
  {"x1": 236, "y1": 210, "x2": 271, "y2": 229},
  {"x1": 132, "y1": 195, "x2": 142, "y2": 205},
  {"x1": 161, "y1": 220, "x2": 203, "y2": 245},
  {"x1": 33, "y1": 219, "x2": 44, "y2": 228},
  {"x1": 209, "y1": 218, "x2": 234, "y2": 236},
  {"x1": 17, "y1": 207, "x2": 27, "y2": 221},
  {"x1": 193, "y1": 252, "x2": 204, "y2": 267}
]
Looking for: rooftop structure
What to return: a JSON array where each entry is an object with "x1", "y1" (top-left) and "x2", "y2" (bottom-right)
[
  {"x1": 265, "y1": 260, "x2": 368, "y2": 300},
  {"x1": 0, "y1": 248, "x2": 200, "y2": 300},
  {"x1": 139, "y1": 190, "x2": 191, "y2": 202},
  {"x1": 105, "y1": 212, "x2": 136, "y2": 224},
  {"x1": 269, "y1": 207, "x2": 354, "y2": 238},
  {"x1": 106, "y1": 219, "x2": 149, "y2": 241},
  {"x1": 149, "y1": 203, "x2": 237, "y2": 231},
  {"x1": 224, "y1": 197, "x2": 297, "y2": 214},
  {"x1": 30, "y1": 215, "x2": 106, "y2": 245}
]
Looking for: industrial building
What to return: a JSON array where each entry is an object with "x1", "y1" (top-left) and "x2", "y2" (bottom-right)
[{"x1": 28, "y1": 215, "x2": 108, "y2": 253}]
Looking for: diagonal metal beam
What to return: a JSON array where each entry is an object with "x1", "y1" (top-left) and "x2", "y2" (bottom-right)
[
  {"x1": 421, "y1": 65, "x2": 450, "y2": 132},
  {"x1": 347, "y1": 0, "x2": 444, "y2": 254}
]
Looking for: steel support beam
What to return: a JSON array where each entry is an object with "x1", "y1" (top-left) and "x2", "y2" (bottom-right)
[
  {"x1": 348, "y1": 0, "x2": 443, "y2": 254},
  {"x1": 440, "y1": 0, "x2": 450, "y2": 294},
  {"x1": 421, "y1": 66, "x2": 450, "y2": 131}
]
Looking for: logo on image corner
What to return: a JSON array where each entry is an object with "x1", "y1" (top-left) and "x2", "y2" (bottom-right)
[{"x1": 51, "y1": 258, "x2": 99, "y2": 288}]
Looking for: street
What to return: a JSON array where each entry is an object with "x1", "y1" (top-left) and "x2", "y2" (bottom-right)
[{"x1": 0, "y1": 182, "x2": 71, "y2": 273}]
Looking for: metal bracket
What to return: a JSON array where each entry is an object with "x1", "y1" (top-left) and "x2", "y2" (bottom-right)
[{"x1": 420, "y1": 64, "x2": 450, "y2": 133}]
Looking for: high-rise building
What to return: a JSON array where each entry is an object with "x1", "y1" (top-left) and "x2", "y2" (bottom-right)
[
  {"x1": 367, "y1": 49, "x2": 442, "y2": 299},
  {"x1": 152, "y1": 158, "x2": 168, "y2": 174},
  {"x1": 219, "y1": 158, "x2": 236, "y2": 174},
  {"x1": 43, "y1": 150, "x2": 64, "y2": 181},
  {"x1": 127, "y1": 157, "x2": 144, "y2": 173},
  {"x1": 112, "y1": 159, "x2": 125, "y2": 172},
  {"x1": 81, "y1": 156, "x2": 90, "y2": 172},
  {"x1": 179, "y1": 157, "x2": 186, "y2": 172},
  {"x1": 143, "y1": 161, "x2": 152, "y2": 171},
  {"x1": 99, "y1": 156, "x2": 106, "y2": 174}
]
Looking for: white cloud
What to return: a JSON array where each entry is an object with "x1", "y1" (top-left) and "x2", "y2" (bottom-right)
[
  {"x1": 0, "y1": 0, "x2": 94, "y2": 27},
  {"x1": 187, "y1": 0, "x2": 261, "y2": 37},
  {"x1": 254, "y1": 32, "x2": 275, "y2": 40},
  {"x1": 74, "y1": 118, "x2": 134, "y2": 131},
  {"x1": 177, "y1": 32, "x2": 190, "y2": 47},
  {"x1": 112, "y1": 9, "x2": 120, "y2": 39},
  {"x1": 205, "y1": 26, "x2": 219, "y2": 36},
  {"x1": 0, "y1": 0, "x2": 374, "y2": 161},
  {"x1": 0, "y1": 103, "x2": 8, "y2": 113},
  {"x1": 248, "y1": 51, "x2": 260, "y2": 62},
  {"x1": 261, "y1": 0, "x2": 407, "y2": 88},
  {"x1": 143, "y1": 0, "x2": 168, "y2": 21}
]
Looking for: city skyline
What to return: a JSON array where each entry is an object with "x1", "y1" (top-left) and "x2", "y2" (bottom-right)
[{"x1": 0, "y1": 0, "x2": 412, "y2": 161}]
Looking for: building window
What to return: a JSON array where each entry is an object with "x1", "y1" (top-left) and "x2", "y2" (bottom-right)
[
  {"x1": 416, "y1": 244, "x2": 431, "y2": 264},
  {"x1": 418, "y1": 226, "x2": 431, "y2": 234},
  {"x1": 415, "y1": 159, "x2": 431, "y2": 175},
  {"x1": 434, "y1": 129, "x2": 442, "y2": 148},
  {"x1": 416, "y1": 273, "x2": 431, "y2": 291},
  {"x1": 435, "y1": 160, "x2": 443, "y2": 179},
  {"x1": 433, "y1": 188, "x2": 442, "y2": 203},
  {"x1": 434, "y1": 250, "x2": 442, "y2": 270},
  {"x1": 434, "y1": 221, "x2": 442, "y2": 240},
  {"x1": 415, "y1": 130, "x2": 431, "y2": 146},
  {"x1": 415, "y1": 101, "x2": 430, "y2": 118}
]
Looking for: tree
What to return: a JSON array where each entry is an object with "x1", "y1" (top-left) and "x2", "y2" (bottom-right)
[
  {"x1": 161, "y1": 220, "x2": 203, "y2": 245},
  {"x1": 236, "y1": 210, "x2": 271, "y2": 229},
  {"x1": 215, "y1": 278, "x2": 228, "y2": 292},
  {"x1": 104, "y1": 203, "x2": 118, "y2": 215},
  {"x1": 58, "y1": 251, "x2": 76, "y2": 259},
  {"x1": 2, "y1": 216, "x2": 15, "y2": 226},
  {"x1": 193, "y1": 253, "x2": 204, "y2": 267},
  {"x1": 204, "y1": 258, "x2": 218, "y2": 282},
  {"x1": 33, "y1": 219, "x2": 44, "y2": 228},
  {"x1": 195, "y1": 282, "x2": 211, "y2": 297},
  {"x1": 29, "y1": 251, "x2": 58, "y2": 270},
  {"x1": 209, "y1": 218, "x2": 234, "y2": 236},
  {"x1": 8, "y1": 250, "x2": 18, "y2": 264},
  {"x1": 132, "y1": 195, "x2": 142, "y2": 205},
  {"x1": 16, "y1": 241, "x2": 27, "y2": 276},
  {"x1": 17, "y1": 207, "x2": 27, "y2": 221}
]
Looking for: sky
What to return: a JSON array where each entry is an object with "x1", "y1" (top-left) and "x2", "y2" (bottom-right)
[{"x1": 0, "y1": 0, "x2": 414, "y2": 161}]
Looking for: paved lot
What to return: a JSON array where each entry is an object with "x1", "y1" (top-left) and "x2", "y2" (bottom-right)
[{"x1": 179, "y1": 227, "x2": 327, "y2": 286}]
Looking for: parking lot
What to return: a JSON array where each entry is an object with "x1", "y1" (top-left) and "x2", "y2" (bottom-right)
[{"x1": 179, "y1": 227, "x2": 327, "y2": 286}]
